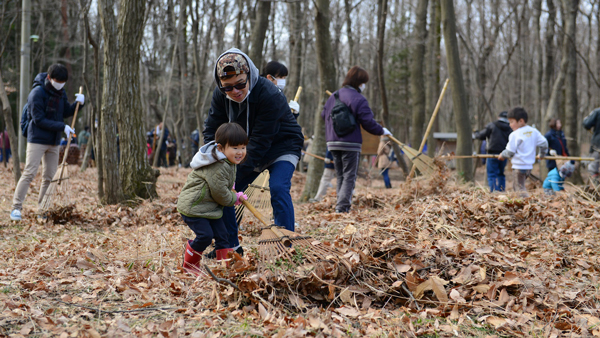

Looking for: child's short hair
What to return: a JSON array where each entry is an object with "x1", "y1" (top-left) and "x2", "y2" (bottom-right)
[
  {"x1": 507, "y1": 107, "x2": 528, "y2": 123},
  {"x1": 213, "y1": 123, "x2": 248, "y2": 160}
]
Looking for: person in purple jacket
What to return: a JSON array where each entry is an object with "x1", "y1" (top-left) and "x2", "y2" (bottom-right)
[{"x1": 321, "y1": 66, "x2": 392, "y2": 213}]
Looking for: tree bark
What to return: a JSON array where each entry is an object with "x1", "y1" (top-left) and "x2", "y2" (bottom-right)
[
  {"x1": 177, "y1": 0, "x2": 192, "y2": 166},
  {"x1": 300, "y1": 0, "x2": 336, "y2": 201},
  {"x1": 441, "y1": 0, "x2": 473, "y2": 182},
  {"x1": 426, "y1": 0, "x2": 441, "y2": 157},
  {"x1": 285, "y1": 1, "x2": 303, "y2": 100},
  {"x1": 541, "y1": 0, "x2": 556, "y2": 124},
  {"x1": 116, "y1": 0, "x2": 157, "y2": 200},
  {"x1": 343, "y1": 0, "x2": 355, "y2": 66},
  {"x1": 0, "y1": 68, "x2": 22, "y2": 184},
  {"x1": 532, "y1": 0, "x2": 543, "y2": 126},
  {"x1": 562, "y1": 0, "x2": 582, "y2": 184},
  {"x1": 98, "y1": 0, "x2": 124, "y2": 204},
  {"x1": 248, "y1": 0, "x2": 271, "y2": 69},
  {"x1": 409, "y1": 0, "x2": 429, "y2": 152}
]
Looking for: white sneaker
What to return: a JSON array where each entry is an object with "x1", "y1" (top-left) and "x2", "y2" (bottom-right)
[{"x1": 10, "y1": 209, "x2": 22, "y2": 221}]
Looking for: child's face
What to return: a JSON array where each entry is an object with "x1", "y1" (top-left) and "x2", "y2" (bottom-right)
[
  {"x1": 508, "y1": 118, "x2": 526, "y2": 131},
  {"x1": 219, "y1": 143, "x2": 246, "y2": 164}
]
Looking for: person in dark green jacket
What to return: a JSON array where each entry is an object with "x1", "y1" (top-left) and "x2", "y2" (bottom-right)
[{"x1": 178, "y1": 123, "x2": 248, "y2": 274}]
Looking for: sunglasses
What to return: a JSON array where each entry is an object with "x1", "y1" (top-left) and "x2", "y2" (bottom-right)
[{"x1": 220, "y1": 78, "x2": 248, "y2": 92}]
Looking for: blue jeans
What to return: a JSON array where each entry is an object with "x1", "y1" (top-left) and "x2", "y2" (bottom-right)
[
  {"x1": 381, "y1": 168, "x2": 391, "y2": 188},
  {"x1": 486, "y1": 158, "x2": 507, "y2": 192},
  {"x1": 222, "y1": 161, "x2": 296, "y2": 247},
  {"x1": 181, "y1": 214, "x2": 229, "y2": 252}
]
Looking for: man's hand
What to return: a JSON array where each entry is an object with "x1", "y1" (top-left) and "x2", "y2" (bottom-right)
[
  {"x1": 64, "y1": 125, "x2": 75, "y2": 139},
  {"x1": 75, "y1": 93, "x2": 85, "y2": 105},
  {"x1": 289, "y1": 100, "x2": 300, "y2": 113}
]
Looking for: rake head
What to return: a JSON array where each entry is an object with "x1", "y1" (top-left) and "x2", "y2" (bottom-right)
[
  {"x1": 235, "y1": 170, "x2": 273, "y2": 225},
  {"x1": 39, "y1": 163, "x2": 73, "y2": 214}
]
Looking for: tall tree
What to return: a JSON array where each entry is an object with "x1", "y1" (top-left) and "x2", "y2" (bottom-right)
[
  {"x1": 0, "y1": 69, "x2": 21, "y2": 183},
  {"x1": 562, "y1": 0, "x2": 582, "y2": 183},
  {"x1": 248, "y1": 0, "x2": 271, "y2": 69},
  {"x1": 98, "y1": 0, "x2": 124, "y2": 204},
  {"x1": 285, "y1": 1, "x2": 303, "y2": 100},
  {"x1": 300, "y1": 0, "x2": 336, "y2": 201},
  {"x1": 409, "y1": 0, "x2": 428, "y2": 151},
  {"x1": 541, "y1": 0, "x2": 556, "y2": 126},
  {"x1": 532, "y1": 0, "x2": 543, "y2": 126},
  {"x1": 176, "y1": 0, "x2": 192, "y2": 165},
  {"x1": 116, "y1": 0, "x2": 158, "y2": 199},
  {"x1": 425, "y1": 0, "x2": 441, "y2": 157},
  {"x1": 441, "y1": 0, "x2": 473, "y2": 181}
]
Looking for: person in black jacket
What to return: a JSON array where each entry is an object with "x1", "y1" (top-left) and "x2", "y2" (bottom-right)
[
  {"x1": 544, "y1": 118, "x2": 569, "y2": 171},
  {"x1": 10, "y1": 64, "x2": 84, "y2": 221},
  {"x1": 203, "y1": 48, "x2": 303, "y2": 256},
  {"x1": 583, "y1": 107, "x2": 600, "y2": 179},
  {"x1": 474, "y1": 111, "x2": 512, "y2": 192}
]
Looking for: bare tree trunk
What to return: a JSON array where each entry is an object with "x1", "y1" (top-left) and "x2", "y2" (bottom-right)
[
  {"x1": 562, "y1": 0, "x2": 582, "y2": 184},
  {"x1": 98, "y1": 0, "x2": 124, "y2": 204},
  {"x1": 441, "y1": 0, "x2": 473, "y2": 181},
  {"x1": 409, "y1": 0, "x2": 428, "y2": 151},
  {"x1": 426, "y1": 0, "x2": 441, "y2": 157},
  {"x1": 234, "y1": 0, "x2": 243, "y2": 47},
  {"x1": 541, "y1": 0, "x2": 556, "y2": 123},
  {"x1": 378, "y1": 0, "x2": 408, "y2": 174},
  {"x1": 116, "y1": 0, "x2": 158, "y2": 200},
  {"x1": 192, "y1": 0, "x2": 215, "y2": 132},
  {"x1": 248, "y1": 0, "x2": 271, "y2": 69},
  {"x1": 285, "y1": 1, "x2": 303, "y2": 100},
  {"x1": 343, "y1": 0, "x2": 355, "y2": 66},
  {"x1": 177, "y1": 0, "x2": 192, "y2": 166},
  {"x1": 300, "y1": 0, "x2": 336, "y2": 201},
  {"x1": 0, "y1": 69, "x2": 22, "y2": 184},
  {"x1": 532, "y1": 0, "x2": 543, "y2": 127}
]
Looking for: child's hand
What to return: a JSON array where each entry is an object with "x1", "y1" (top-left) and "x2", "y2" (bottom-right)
[
  {"x1": 234, "y1": 191, "x2": 248, "y2": 206},
  {"x1": 498, "y1": 155, "x2": 504, "y2": 161}
]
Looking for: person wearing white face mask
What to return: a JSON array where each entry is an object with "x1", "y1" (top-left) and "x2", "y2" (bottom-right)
[
  {"x1": 261, "y1": 61, "x2": 300, "y2": 120},
  {"x1": 10, "y1": 64, "x2": 84, "y2": 222}
]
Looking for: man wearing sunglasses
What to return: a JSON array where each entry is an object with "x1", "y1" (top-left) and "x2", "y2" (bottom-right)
[{"x1": 203, "y1": 48, "x2": 304, "y2": 257}]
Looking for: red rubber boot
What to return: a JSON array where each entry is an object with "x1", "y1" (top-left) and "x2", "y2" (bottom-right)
[
  {"x1": 182, "y1": 240, "x2": 202, "y2": 275},
  {"x1": 215, "y1": 248, "x2": 234, "y2": 267}
]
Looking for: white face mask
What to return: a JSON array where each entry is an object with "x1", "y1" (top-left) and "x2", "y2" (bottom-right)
[
  {"x1": 359, "y1": 83, "x2": 366, "y2": 92},
  {"x1": 276, "y1": 78, "x2": 286, "y2": 90},
  {"x1": 50, "y1": 79, "x2": 66, "y2": 91}
]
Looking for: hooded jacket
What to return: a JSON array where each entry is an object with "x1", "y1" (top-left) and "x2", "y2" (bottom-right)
[
  {"x1": 583, "y1": 108, "x2": 600, "y2": 151},
  {"x1": 27, "y1": 73, "x2": 79, "y2": 146},
  {"x1": 322, "y1": 86, "x2": 384, "y2": 152},
  {"x1": 177, "y1": 141, "x2": 237, "y2": 219},
  {"x1": 203, "y1": 48, "x2": 303, "y2": 176},
  {"x1": 544, "y1": 129, "x2": 569, "y2": 169},
  {"x1": 474, "y1": 118, "x2": 512, "y2": 154}
]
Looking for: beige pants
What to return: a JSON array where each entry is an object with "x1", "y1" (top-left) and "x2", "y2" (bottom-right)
[{"x1": 12, "y1": 143, "x2": 60, "y2": 211}]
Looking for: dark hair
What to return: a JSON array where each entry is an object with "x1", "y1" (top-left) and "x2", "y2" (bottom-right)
[
  {"x1": 85, "y1": 126, "x2": 90, "y2": 132},
  {"x1": 342, "y1": 66, "x2": 369, "y2": 90},
  {"x1": 47, "y1": 64, "x2": 68, "y2": 82},
  {"x1": 261, "y1": 61, "x2": 288, "y2": 78},
  {"x1": 507, "y1": 107, "x2": 528, "y2": 123},
  {"x1": 549, "y1": 118, "x2": 561, "y2": 130},
  {"x1": 212, "y1": 123, "x2": 248, "y2": 161}
]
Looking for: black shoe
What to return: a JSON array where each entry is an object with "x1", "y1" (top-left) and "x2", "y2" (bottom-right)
[
  {"x1": 235, "y1": 246, "x2": 244, "y2": 256},
  {"x1": 204, "y1": 249, "x2": 216, "y2": 259}
]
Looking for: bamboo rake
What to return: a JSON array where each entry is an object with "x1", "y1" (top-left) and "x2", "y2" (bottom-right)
[
  {"x1": 442, "y1": 154, "x2": 594, "y2": 161},
  {"x1": 408, "y1": 79, "x2": 449, "y2": 179}
]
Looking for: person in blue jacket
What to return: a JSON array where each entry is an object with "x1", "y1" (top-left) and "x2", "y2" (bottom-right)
[
  {"x1": 543, "y1": 161, "x2": 575, "y2": 195},
  {"x1": 10, "y1": 64, "x2": 84, "y2": 221}
]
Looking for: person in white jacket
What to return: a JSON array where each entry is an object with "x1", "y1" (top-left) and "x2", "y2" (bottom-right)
[{"x1": 498, "y1": 107, "x2": 548, "y2": 194}]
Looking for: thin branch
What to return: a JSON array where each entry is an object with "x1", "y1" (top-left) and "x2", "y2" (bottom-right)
[
  {"x1": 55, "y1": 299, "x2": 177, "y2": 314},
  {"x1": 204, "y1": 264, "x2": 240, "y2": 291}
]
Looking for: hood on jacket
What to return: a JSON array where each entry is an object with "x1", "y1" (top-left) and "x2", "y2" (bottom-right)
[
  {"x1": 189, "y1": 141, "x2": 226, "y2": 169},
  {"x1": 213, "y1": 48, "x2": 260, "y2": 101},
  {"x1": 33, "y1": 73, "x2": 47, "y2": 89}
]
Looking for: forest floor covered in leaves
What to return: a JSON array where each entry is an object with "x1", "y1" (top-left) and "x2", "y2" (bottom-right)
[{"x1": 1, "y1": 162, "x2": 600, "y2": 337}]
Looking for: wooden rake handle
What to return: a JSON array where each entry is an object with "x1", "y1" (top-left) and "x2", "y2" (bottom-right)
[
  {"x1": 302, "y1": 151, "x2": 326, "y2": 161},
  {"x1": 240, "y1": 199, "x2": 291, "y2": 247},
  {"x1": 57, "y1": 86, "x2": 83, "y2": 183}
]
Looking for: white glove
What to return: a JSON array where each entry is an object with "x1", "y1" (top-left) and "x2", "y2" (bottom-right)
[
  {"x1": 75, "y1": 93, "x2": 85, "y2": 105},
  {"x1": 289, "y1": 100, "x2": 300, "y2": 113},
  {"x1": 64, "y1": 125, "x2": 75, "y2": 139},
  {"x1": 549, "y1": 149, "x2": 558, "y2": 156},
  {"x1": 382, "y1": 127, "x2": 392, "y2": 136},
  {"x1": 324, "y1": 158, "x2": 332, "y2": 164}
]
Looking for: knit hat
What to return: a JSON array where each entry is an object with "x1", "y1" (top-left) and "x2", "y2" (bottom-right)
[
  {"x1": 559, "y1": 161, "x2": 575, "y2": 178},
  {"x1": 216, "y1": 53, "x2": 249, "y2": 78}
]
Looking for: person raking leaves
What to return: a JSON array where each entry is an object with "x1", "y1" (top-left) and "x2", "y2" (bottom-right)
[{"x1": 177, "y1": 123, "x2": 249, "y2": 275}]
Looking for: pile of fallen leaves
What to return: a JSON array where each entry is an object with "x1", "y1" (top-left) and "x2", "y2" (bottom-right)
[{"x1": 1, "y1": 163, "x2": 600, "y2": 337}]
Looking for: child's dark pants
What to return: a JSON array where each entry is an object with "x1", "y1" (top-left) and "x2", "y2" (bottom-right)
[{"x1": 181, "y1": 214, "x2": 229, "y2": 252}]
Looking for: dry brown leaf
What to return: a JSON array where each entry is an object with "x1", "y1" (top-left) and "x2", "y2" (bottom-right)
[
  {"x1": 335, "y1": 306, "x2": 361, "y2": 318},
  {"x1": 486, "y1": 316, "x2": 507, "y2": 328},
  {"x1": 431, "y1": 277, "x2": 448, "y2": 303}
]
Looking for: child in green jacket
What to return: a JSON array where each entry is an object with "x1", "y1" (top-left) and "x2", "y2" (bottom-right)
[{"x1": 177, "y1": 123, "x2": 248, "y2": 274}]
